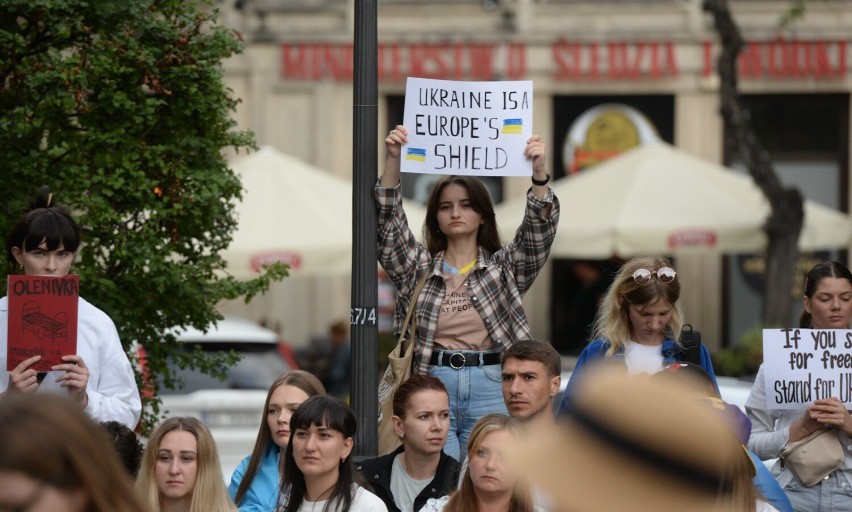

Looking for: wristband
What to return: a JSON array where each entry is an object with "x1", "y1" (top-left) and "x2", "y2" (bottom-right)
[{"x1": 531, "y1": 173, "x2": 551, "y2": 186}]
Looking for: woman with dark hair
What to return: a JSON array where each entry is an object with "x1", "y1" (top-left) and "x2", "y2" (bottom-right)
[
  {"x1": 101, "y1": 420, "x2": 145, "y2": 479},
  {"x1": 0, "y1": 393, "x2": 148, "y2": 512},
  {"x1": 746, "y1": 261, "x2": 852, "y2": 512},
  {"x1": 0, "y1": 186, "x2": 141, "y2": 427},
  {"x1": 280, "y1": 395, "x2": 387, "y2": 512},
  {"x1": 377, "y1": 125, "x2": 559, "y2": 460},
  {"x1": 356, "y1": 375, "x2": 459, "y2": 512},
  {"x1": 229, "y1": 370, "x2": 326, "y2": 511},
  {"x1": 557, "y1": 255, "x2": 717, "y2": 414}
]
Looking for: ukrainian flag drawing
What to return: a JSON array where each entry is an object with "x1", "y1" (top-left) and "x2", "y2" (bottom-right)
[
  {"x1": 406, "y1": 147, "x2": 427, "y2": 162},
  {"x1": 502, "y1": 119, "x2": 523, "y2": 135}
]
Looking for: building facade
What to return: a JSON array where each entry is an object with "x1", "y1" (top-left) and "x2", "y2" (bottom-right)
[{"x1": 218, "y1": 0, "x2": 852, "y2": 353}]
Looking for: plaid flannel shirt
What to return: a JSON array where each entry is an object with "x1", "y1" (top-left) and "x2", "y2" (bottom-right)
[{"x1": 375, "y1": 180, "x2": 560, "y2": 374}]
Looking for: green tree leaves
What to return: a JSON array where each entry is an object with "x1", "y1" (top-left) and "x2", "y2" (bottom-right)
[{"x1": 0, "y1": 0, "x2": 287, "y2": 432}]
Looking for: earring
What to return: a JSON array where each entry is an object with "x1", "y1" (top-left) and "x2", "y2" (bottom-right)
[{"x1": 18, "y1": 264, "x2": 23, "y2": 272}]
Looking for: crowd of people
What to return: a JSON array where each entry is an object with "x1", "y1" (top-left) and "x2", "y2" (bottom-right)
[{"x1": 1, "y1": 131, "x2": 850, "y2": 512}]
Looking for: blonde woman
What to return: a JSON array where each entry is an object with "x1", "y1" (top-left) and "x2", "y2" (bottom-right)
[
  {"x1": 557, "y1": 255, "x2": 717, "y2": 414},
  {"x1": 421, "y1": 414, "x2": 535, "y2": 512},
  {"x1": 137, "y1": 417, "x2": 236, "y2": 512}
]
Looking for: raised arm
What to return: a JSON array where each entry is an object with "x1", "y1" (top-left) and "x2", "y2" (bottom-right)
[
  {"x1": 525, "y1": 134, "x2": 551, "y2": 211},
  {"x1": 380, "y1": 125, "x2": 407, "y2": 188}
]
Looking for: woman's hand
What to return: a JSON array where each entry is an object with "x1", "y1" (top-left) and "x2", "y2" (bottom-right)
[
  {"x1": 787, "y1": 398, "x2": 852, "y2": 442},
  {"x1": 525, "y1": 134, "x2": 546, "y2": 176},
  {"x1": 5, "y1": 355, "x2": 42, "y2": 394},
  {"x1": 810, "y1": 398, "x2": 852, "y2": 436},
  {"x1": 525, "y1": 134, "x2": 550, "y2": 201},
  {"x1": 381, "y1": 125, "x2": 408, "y2": 188},
  {"x1": 386, "y1": 125, "x2": 407, "y2": 159},
  {"x1": 53, "y1": 355, "x2": 90, "y2": 408}
]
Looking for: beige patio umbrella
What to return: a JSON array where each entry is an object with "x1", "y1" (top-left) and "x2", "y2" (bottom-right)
[
  {"x1": 222, "y1": 146, "x2": 428, "y2": 278},
  {"x1": 495, "y1": 142, "x2": 851, "y2": 258},
  {"x1": 221, "y1": 146, "x2": 352, "y2": 278}
]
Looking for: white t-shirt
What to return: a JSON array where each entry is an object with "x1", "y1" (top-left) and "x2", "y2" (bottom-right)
[
  {"x1": 421, "y1": 495, "x2": 545, "y2": 512},
  {"x1": 623, "y1": 340, "x2": 664, "y2": 376},
  {"x1": 390, "y1": 455, "x2": 431, "y2": 512},
  {"x1": 296, "y1": 484, "x2": 388, "y2": 512},
  {"x1": 757, "y1": 499, "x2": 780, "y2": 512}
]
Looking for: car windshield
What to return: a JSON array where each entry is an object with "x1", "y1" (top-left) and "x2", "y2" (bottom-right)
[{"x1": 158, "y1": 341, "x2": 291, "y2": 394}]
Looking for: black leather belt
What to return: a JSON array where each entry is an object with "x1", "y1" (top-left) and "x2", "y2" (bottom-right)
[{"x1": 429, "y1": 351, "x2": 501, "y2": 369}]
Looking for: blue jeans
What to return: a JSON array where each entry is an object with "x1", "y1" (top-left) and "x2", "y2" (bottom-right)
[
  {"x1": 428, "y1": 350, "x2": 507, "y2": 462},
  {"x1": 784, "y1": 470, "x2": 852, "y2": 512}
]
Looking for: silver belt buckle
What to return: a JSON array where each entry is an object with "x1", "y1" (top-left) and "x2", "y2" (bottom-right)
[{"x1": 449, "y1": 352, "x2": 466, "y2": 369}]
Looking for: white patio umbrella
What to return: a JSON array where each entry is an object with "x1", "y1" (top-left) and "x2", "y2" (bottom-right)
[
  {"x1": 221, "y1": 146, "x2": 352, "y2": 277},
  {"x1": 222, "y1": 146, "x2": 428, "y2": 278},
  {"x1": 495, "y1": 142, "x2": 851, "y2": 258}
]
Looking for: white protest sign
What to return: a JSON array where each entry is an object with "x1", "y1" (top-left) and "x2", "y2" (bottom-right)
[
  {"x1": 762, "y1": 328, "x2": 852, "y2": 409},
  {"x1": 401, "y1": 77, "x2": 533, "y2": 177}
]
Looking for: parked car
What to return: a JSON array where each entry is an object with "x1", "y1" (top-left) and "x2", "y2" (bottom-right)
[{"x1": 155, "y1": 316, "x2": 298, "y2": 480}]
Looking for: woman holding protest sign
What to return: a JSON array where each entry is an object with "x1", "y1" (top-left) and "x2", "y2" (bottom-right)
[
  {"x1": 745, "y1": 261, "x2": 852, "y2": 511},
  {"x1": 0, "y1": 186, "x2": 141, "y2": 427},
  {"x1": 376, "y1": 124, "x2": 559, "y2": 461}
]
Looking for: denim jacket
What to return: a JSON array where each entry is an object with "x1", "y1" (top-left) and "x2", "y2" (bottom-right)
[{"x1": 557, "y1": 336, "x2": 717, "y2": 415}]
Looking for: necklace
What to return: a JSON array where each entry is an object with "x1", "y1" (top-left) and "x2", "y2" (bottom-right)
[
  {"x1": 308, "y1": 483, "x2": 336, "y2": 502},
  {"x1": 443, "y1": 258, "x2": 476, "y2": 275}
]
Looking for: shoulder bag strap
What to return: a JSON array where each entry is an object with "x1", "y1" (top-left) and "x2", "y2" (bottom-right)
[{"x1": 399, "y1": 272, "x2": 430, "y2": 351}]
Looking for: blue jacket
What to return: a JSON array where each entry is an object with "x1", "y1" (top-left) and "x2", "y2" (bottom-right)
[
  {"x1": 557, "y1": 337, "x2": 717, "y2": 415},
  {"x1": 749, "y1": 450, "x2": 793, "y2": 512},
  {"x1": 229, "y1": 443, "x2": 280, "y2": 512}
]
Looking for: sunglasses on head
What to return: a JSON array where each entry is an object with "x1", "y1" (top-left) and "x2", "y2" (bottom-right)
[{"x1": 632, "y1": 267, "x2": 677, "y2": 284}]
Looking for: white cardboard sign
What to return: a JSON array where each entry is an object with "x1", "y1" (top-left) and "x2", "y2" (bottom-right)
[
  {"x1": 401, "y1": 77, "x2": 533, "y2": 177},
  {"x1": 762, "y1": 328, "x2": 852, "y2": 409}
]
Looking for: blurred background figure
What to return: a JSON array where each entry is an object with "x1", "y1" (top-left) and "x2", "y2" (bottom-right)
[
  {"x1": 557, "y1": 260, "x2": 611, "y2": 354},
  {"x1": 230, "y1": 370, "x2": 326, "y2": 511},
  {"x1": 0, "y1": 393, "x2": 148, "y2": 512},
  {"x1": 136, "y1": 416, "x2": 236, "y2": 512},
  {"x1": 514, "y1": 367, "x2": 752, "y2": 512},
  {"x1": 300, "y1": 320, "x2": 351, "y2": 399},
  {"x1": 101, "y1": 420, "x2": 145, "y2": 479}
]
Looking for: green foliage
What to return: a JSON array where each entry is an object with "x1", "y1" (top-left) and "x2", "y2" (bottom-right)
[
  {"x1": 780, "y1": 0, "x2": 830, "y2": 27},
  {"x1": 0, "y1": 0, "x2": 288, "y2": 432},
  {"x1": 712, "y1": 326, "x2": 764, "y2": 377}
]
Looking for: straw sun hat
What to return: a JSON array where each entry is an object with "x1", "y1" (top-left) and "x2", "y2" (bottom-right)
[{"x1": 511, "y1": 368, "x2": 744, "y2": 512}]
